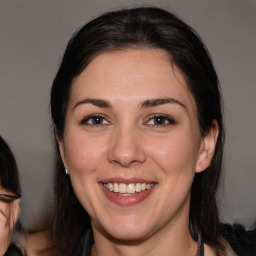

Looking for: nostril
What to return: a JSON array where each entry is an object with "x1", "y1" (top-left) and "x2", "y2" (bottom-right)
[{"x1": 110, "y1": 158, "x2": 144, "y2": 168}]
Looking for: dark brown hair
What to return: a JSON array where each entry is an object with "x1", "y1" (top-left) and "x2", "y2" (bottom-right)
[
  {"x1": 51, "y1": 7, "x2": 225, "y2": 255},
  {"x1": 0, "y1": 136, "x2": 21, "y2": 196}
]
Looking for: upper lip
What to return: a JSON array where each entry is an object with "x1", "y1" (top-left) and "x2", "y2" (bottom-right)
[{"x1": 99, "y1": 177, "x2": 156, "y2": 184}]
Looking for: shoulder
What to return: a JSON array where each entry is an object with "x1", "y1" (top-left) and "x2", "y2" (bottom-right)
[
  {"x1": 20, "y1": 230, "x2": 53, "y2": 256},
  {"x1": 222, "y1": 223, "x2": 256, "y2": 256}
]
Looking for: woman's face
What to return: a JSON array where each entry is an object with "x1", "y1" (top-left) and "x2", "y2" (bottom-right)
[
  {"x1": 0, "y1": 187, "x2": 20, "y2": 255},
  {"x1": 58, "y1": 48, "x2": 217, "y2": 241}
]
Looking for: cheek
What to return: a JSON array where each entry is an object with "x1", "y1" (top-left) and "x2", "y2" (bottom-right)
[
  {"x1": 65, "y1": 133, "x2": 107, "y2": 174},
  {"x1": 0, "y1": 201, "x2": 19, "y2": 226},
  {"x1": 147, "y1": 133, "x2": 200, "y2": 175},
  {"x1": 0, "y1": 201, "x2": 9, "y2": 217}
]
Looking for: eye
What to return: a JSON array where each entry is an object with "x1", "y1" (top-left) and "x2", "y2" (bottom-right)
[
  {"x1": 80, "y1": 114, "x2": 111, "y2": 126},
  {"x1": 145, "y1": 114, "x2": 176, "y2": 127}
]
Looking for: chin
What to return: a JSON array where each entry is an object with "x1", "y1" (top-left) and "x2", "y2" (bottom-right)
[
  {"x1": 108, "y1": 229, "x2": 151, "y2": 243},
  {"x1": 102, "y1": 218, "x2": 154, "y2": 242}
]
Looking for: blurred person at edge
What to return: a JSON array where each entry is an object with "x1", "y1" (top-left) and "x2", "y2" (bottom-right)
[
  {"x1": 0, "y1": 136, "x2": 53, "y2": 256},
  {"x1": 0, "y1": 136, "x2": 22, "y2": 256}
]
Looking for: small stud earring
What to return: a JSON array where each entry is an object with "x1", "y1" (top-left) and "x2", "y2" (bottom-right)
[{"x1": 65, "y1": 168, "x2": 69, "y2": 175}]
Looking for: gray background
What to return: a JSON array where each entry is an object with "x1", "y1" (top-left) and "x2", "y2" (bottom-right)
[{"x1": 0, "y1": 0, "x2": 255, "y2": 231}]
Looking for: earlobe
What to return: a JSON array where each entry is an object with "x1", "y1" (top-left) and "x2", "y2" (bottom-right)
[
  {"x1": 196, "y1": 120, "x2": 219, "y2": 173},
  {"x1": 55, "y1": 127, "x2": 68, "y2": 169}
]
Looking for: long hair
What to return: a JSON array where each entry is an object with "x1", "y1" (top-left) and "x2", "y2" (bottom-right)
[{"x1": 51, "y1": 7, "x2": 225, "y2": 255}]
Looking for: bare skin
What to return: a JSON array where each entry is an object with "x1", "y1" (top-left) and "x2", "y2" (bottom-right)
[
  {"x1": 20, "y1": 230, "x2": 53, "y2": 256},
  {"x1": 58, "y1": 48, "x2": 220, "y2": 256}
]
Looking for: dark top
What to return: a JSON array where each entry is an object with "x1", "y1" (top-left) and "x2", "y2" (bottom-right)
[
  {"x1": 223, "y1": 224, "x2": 256, "y2": 256},
  {"x1": 73, "y1": 225, "x2": 256, "y2": 256},
  {"x1": 73, "y1": 229, "x2": 94, "y2": 256},
  {"x1": 4, "y1": 244, "x2": 23, "y2": 256}
]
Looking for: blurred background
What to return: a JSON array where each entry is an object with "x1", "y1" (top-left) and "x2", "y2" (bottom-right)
[{"x1": 0, "y1": 0, "x2": 255, "y2": 231}]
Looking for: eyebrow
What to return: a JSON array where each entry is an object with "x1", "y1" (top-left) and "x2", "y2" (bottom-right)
[
  {"x1": 141, "y1": 98, "x2": 187, "y2": 112},
  {"x1": 73, "y1": 97, "x2": 187, "y2": 112},
  {"x1": 73, "y1": 98, "x2": 112, "y2": 111}
]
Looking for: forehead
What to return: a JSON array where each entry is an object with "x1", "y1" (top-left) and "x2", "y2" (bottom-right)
[{"x1": 70, "y1": 48, "x2": 196, "y2": 111}]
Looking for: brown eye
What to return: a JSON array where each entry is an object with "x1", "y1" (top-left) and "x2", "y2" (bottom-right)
[
  {"x1": 90, "y1": 116, "x2": 104, "y2": 124},
  {"x1": 146, "y1": 114, "x2": 176, "y2": 127},
  {"x1": 81, "y1": 114, "x2": 110, "y2": 126},
  {"x1": 154, "y1": 116, "x2": 166, "y2": 125}
]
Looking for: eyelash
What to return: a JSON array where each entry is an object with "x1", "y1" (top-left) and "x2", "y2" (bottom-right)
[
  {"x1": 80, "y1": 114, "x2": 176, "y2": 128},
  {"x1": 145, "y1": 114, "x2": 176, "y2": 127},
  {"x1": 80, "y1": 114, "x2": 111, "y2": 126}
]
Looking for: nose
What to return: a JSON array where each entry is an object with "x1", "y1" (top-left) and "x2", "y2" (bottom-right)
[{"x1": 107, "y1": 126, "x2": 146, "y2": 168}]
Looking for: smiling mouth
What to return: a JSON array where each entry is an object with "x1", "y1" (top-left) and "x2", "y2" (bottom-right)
[{"x1": 103, "y1": 182, "x2": 154, "y2": 196}]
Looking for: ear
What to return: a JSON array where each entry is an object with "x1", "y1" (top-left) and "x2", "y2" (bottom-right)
[
  {"x1": 55, "y1": 127, "x2": 68, "y2": 169},
  {"x1": 196, "y1": 120, "x2": 219, "y2": 173}
]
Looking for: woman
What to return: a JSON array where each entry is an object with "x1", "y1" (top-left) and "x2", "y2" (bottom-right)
[
  {"x1": 0, "y1": 136, "x2": 22, "y2": 256},
  {"x1": 50, "y1": 7, "x2": 250, "y2": 256}
]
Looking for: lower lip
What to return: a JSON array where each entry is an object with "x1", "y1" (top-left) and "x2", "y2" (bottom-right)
[{"x1": 100, "y1": 184, "x2": 156, "y2": 206}]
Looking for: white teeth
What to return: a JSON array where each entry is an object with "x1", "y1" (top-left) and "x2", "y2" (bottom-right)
[
  {"x1": 146, "y1": 184, "x2": 152, "y2": 189},
  {"x1": 113, "y1": 183, "x2": 119, "y2": 193},
  {"x1": 108, "y1": 183, "x2": 114, "y2": 191},
  {"x1": 127, "y1": 184, "x2": 135, "y2": 193},
  {"x1": 119, "y1": 183, "x2": 126, "y2": 193},
  {"x1": 103, "y1": 182, "x2": 154, "y2": 194},
  {"x1": 135, "y1": 183, "x2": 141, "y2": 192}
]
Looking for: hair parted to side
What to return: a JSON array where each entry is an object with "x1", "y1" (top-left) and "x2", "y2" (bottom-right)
[
  {"x1": 51, "y1": 7, "x2": 225, "y2": 256},
  {"x1": 0, "y1": 136, "x2": 21, "y2": 196}
]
